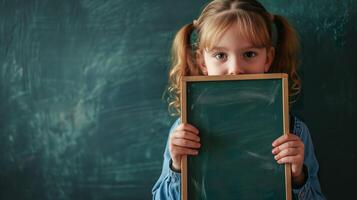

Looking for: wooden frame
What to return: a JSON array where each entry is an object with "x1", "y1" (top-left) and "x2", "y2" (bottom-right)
[{"x1": 180, "y1": 73, "x2": 291, "y2": 200}]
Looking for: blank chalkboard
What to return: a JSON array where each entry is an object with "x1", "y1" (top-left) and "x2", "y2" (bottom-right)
[
  {"x1": 181, "y1": 74, "x2": 291, "y2": 200},
  {"x1": 0, "y1": 0, "x2": 356, "y2": 199}
]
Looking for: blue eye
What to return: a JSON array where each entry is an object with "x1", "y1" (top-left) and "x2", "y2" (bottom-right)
[
  {"x1": 213, "y1": 52, "x2": 227, "y2": 61},
  {"x1": 243, "y1": 51, "x2": 257, "y2": 58}
]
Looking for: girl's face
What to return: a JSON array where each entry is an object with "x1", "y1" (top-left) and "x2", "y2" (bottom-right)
[{"x1": 199, "y1": 24, "x2": 275, "y2": 76}]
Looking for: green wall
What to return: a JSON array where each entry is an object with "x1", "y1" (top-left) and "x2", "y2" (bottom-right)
[{"x1": 0, "y1": 0, "x2": 356, "y2": 199}]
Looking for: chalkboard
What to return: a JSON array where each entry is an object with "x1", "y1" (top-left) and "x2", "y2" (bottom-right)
[{"x1": 181, "y1": 74, "x2": 291, "y2": 200}]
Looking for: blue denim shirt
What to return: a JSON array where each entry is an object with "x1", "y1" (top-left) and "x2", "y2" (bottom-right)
[{"x1": 152, "y1": 116, "x2": 326, "y2": 200}]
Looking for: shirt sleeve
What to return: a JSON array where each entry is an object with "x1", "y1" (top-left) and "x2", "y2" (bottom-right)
[
  {"x1": 292, "y1": 117, "x2": 326, "y2": 200},
  {"x1": 152, "y1": 119, "x2": 181, "y2": 200}
]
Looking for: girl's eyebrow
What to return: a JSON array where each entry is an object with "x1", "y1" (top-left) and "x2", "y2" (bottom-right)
[
  {"x1": 208, "y1": 45, "x2": 266, "y2": 52},
  {"x1": 207, "y1": 47, "x2": 228, "y2": 52},
  {"x1": 241, "y1": 46, "x2": 266, "y2": 51},
  {"x1": 211, "y1": 47, "x2": 227, "y2": 51}
]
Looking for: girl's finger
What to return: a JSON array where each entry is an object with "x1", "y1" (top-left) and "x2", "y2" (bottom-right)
[
  {"x1": 171, "y1": 145, "x2": 199, "y2": 156},
  {"x1": 176, "y1": 123, "x2": 199, "y2": 134},
  {"x1": 276, "y1": 155, "x2": 303, "y2": 164},
  {"x1": 173, "y1": 130, "x2": 200, "y2": 142},
  {"x1": 272, "y1": 141, "x2": 303, "y2": 154},
  {"x1": 171, "y1": 138, "x2": 201, "y2": 149},
  {"x1": 272, "y1": 133, "x2": 300, "y2": 147},
  {"x1": 274, "y1": 147, "x2": 302, "y2": 160}
]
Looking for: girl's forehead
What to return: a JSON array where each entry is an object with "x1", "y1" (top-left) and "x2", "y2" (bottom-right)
[
  {"x1": 212, "y1": 25, "x2": 253, "y2": 47},
  {"x1": 203, "y1": 24, "x2": 262, "y2": 50},
  {"x1": 199, "y1": 12, "x2": 271, "y2": 50}
]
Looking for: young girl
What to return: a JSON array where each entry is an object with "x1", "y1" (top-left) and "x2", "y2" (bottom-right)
[{"x1": 152, "y1": 0, "x2": 325, "y2": 199}]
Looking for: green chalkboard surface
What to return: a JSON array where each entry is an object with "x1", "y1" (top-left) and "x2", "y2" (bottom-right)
[{"x1": 181, "y1": 74, "x2": 291, "y2": 200}]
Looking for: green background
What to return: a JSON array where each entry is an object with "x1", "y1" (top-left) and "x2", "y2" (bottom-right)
[{"x1": 0, "y1": 0, "x2": 356, "y2": 199}]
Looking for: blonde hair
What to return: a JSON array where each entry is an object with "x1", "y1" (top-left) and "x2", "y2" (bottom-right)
[{"x1": 167, "y1": 0, "x2": 301, "y2": 116}]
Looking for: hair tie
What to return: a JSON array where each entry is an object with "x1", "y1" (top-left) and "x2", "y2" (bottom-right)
[
  {"x1": 270, "y1": 14, "x2": 278, "y2": 47},
  {"x1": 190, "y1": 21, "x2": 198, "y2": 50},
  {"x1": 190, "y1": 29, "x2": 198, "y2": 50}
]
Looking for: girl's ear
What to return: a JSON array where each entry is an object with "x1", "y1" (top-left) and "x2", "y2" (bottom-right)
[
  {"x1": 196, "y1": 51, "x2": 208, "y2": 75},
  {"x1": 264, "y1": 47, "x2": 275, "y2": 72}
]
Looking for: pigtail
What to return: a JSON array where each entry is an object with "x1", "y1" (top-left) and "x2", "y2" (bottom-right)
[
  {"x1": 271, "y1": 14, "x2": 301, "y2": 102},
  {"x1": 167, "y1": 23, "x2": 198, "y2": 116}
]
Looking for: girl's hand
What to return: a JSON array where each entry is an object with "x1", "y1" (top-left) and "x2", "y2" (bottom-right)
[
  {"x1": 169, "y1": 123, "x2": 200, "y2": 171},
  {"x1": 272, "y1": 134, "x2": 305, "y2": 184}
]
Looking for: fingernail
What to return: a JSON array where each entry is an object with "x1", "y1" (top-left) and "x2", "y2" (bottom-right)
[{"x1": 273, "y1": 147, "x2": 278, "y2": 154}]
